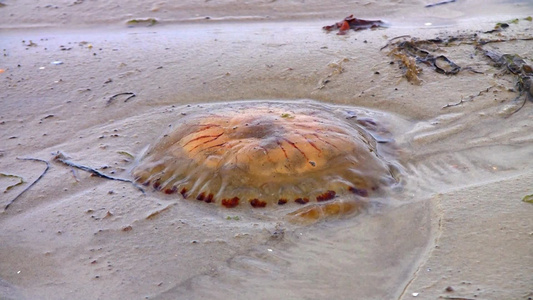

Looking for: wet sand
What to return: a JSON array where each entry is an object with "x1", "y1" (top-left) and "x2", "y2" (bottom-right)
[{"x1": 1, "y1": 0, "x2": 533, "y2": 299}]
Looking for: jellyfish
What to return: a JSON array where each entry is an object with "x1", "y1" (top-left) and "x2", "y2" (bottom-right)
[{"x1": 132, "y1": 101, "x2": 402, "y2": 223}]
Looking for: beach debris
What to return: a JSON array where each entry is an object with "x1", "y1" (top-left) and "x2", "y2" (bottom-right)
[
  {"x1": 393, "y1": 51, "x2": 422, "y2": 84},
  {"x1": 4, "y1": 158, "x2": 50, "y2": 211},
  {"x1": 107, "y1": 92, "x2": 136, "y2": 106},
  {"x1": 479, "y1": 49, "x2": 533, "y2": 116},
  {"x1": 1, "y1": 173, "x2": 24, "y2": 193},
  {"x1": 117, "y1": 151, "x2": 134, "y2": 160},
  {"x1": 0, "y1": 69, "x2": 5, "y2": 74},
  {"x1": 523, "y1": 194, "x2": 533, "y2": 204},
  {"x1": 442, "y1": 86, "x2": 495, "y2": 108},
  {"x1": 445, "y1": 286, "x2": 455, "y2": 292},
  {"x1": 487, "y1": 16, "x2": 533, "y2": 33},
  {"x1": 79, "y1": 41, "x2": 90, "y2": 47},
  {"x1": 425, "y1": 0, "x2": 456, "y2": 8},
  {"x1": 126, "y1": 18, "x2": 158, "y2": 27},
  {"x1": 53, "y1": 151, "x2": 144, "y2": 192},
  {"x1": 384, "y1": 39, "x2": 461, "y2": 84},
  {"x1": 383, "y1": 26, "x2": 532, "y2": 81},
  {"x1": 433, "y1": 55, "x2": 461, "y2": 74},
  {"x1": 280, "y1": 113, "x2": 294, "y2": 119},
  {"x1": 51, "y1": 61, "x2": 63, "y2": 65},
  {"x1": 381, "y1": 27, "x2": 533, "y2": 116},
  {"x1": 498, "y1": 18, "x2": 520, "y2": 26},
  {"x1": 22, "y1": 40, "x2": 37, "y2": 47},
  {"x1": 323, "y1": 15, "x2": 385, "y2": 35}
]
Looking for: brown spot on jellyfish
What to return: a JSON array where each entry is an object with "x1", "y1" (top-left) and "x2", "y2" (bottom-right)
[
  {"x1": 278, "y1": 199, "x2": 288, "y2": 205},
  {"x1": 132, "y1": 100, "x2": 403, "y2": 224},
  {"x1": 221, "y1": 197, "x2": 240, "y2": 208},
  {"x1": 316, "y1": 190, "x2": 336, "y2": 202},
  {"x1": 295, "y1": 198, "x2": 310, "y2": 205},
  {"x1": 249, "y1": 198, "x2": 267, "y2": 208}
]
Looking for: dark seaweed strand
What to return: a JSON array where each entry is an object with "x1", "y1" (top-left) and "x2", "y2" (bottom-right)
[
  {"x1": 106, "y1": 92, "x2": 136, "y2": 106},
  {"x1": 4, "y1": 157, "x2": 50, "y2": 211},
  {"x1": 53, "y1": 152, "x2": 145, "y2": 193}
]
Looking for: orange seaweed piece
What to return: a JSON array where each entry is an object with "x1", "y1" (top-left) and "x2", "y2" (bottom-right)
[{"x1": 323, "y1": 14, "x2": 385, "y2": 35}]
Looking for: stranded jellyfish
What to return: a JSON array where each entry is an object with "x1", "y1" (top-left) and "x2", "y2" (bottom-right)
[{"x1": 132, "y1": 101, "x2": 403, "y2": 223}]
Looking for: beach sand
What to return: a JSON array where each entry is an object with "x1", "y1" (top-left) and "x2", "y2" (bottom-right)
[{"x1": 1, "y1": 0, "x2": 532, "y2": 299}]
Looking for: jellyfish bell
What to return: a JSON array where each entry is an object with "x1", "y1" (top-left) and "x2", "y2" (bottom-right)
[{"x1": 132, "y1": 100, "x2": 404, "y2": 223}]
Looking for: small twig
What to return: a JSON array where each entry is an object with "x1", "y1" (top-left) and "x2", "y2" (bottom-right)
[
  {"x1": 107, "y1": 92, "x2": 136, "y2": 105},
  {"x1": 70, "y1": 167, "x2": 81, "y2": 182},
  {"x1": 54, "y1": 152, "x2": 127, "y2": 181},
  {"x1": 425, "y1": 0, "x2": 456, "y2": 8},
  {"x1": 53, "y1": 151, "x2": 144, "y2": 193},
  {"x1": 380, "y1": 35, "x2": 411, "y2": 51},
  {"x1": 4, "y1": 157, "x2": 50, "y2": 211},
  {"x1": 442, "y1": 86, "x2": 495, "y2": 109},
  {"x1": 123, "y1": 94, "x2": 136, "y2": 102},
  {"x1": 442, "y1": 97, "x2": 468, "y2": 108},
  {"x1": 463, "y1": 66, "x2": 484, "y2": 74}
]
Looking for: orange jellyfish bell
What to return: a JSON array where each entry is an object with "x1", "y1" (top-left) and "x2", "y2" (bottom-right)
[{"x1": 132, "y1": 100, "x2": 403, "y2": 223}]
